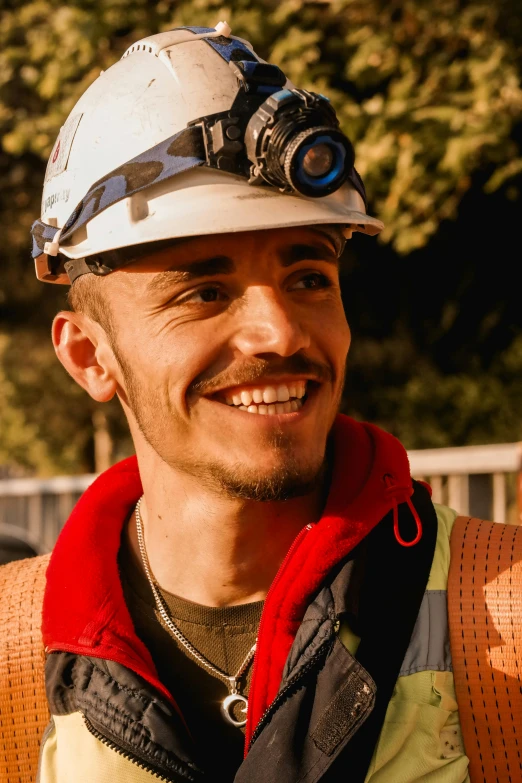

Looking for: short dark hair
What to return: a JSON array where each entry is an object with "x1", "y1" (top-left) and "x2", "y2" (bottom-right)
[{"x1": 67, "y1": 274, "x2": 113, "y2": 335}]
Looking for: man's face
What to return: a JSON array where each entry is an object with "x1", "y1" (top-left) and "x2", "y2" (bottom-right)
[{"x1": 99, "y1": 226, "x2": 351, "y2": 500}]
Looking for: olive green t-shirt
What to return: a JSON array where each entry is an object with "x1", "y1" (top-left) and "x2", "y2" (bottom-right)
[{"x1": 118, "y1": 529, "x2": 263, "y2": 780}]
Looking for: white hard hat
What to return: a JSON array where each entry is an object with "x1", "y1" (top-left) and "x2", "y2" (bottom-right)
[{"x1": 33, "y1": 23, "x2": 384, "y2": 284}]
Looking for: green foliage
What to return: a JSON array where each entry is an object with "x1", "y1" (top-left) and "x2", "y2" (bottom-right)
[
  {"x1": 0, "y1": 0, "x2": 521, "y2": 473},
  {"x1": 0, "y1": 329, "x2": 131, "y2": 475},
  {"x1": 350, "y1": 354, "x2": 522, "y2": 449},
  {"x1": 0, "y1": 329, "x2": 95, "y2": 474},
  {"x1": 0, "y1": 334, "x2": 51, "y2": 472}
]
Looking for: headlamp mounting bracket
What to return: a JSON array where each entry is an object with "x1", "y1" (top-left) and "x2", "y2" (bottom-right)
[
  {"x1": 190, "y1": 59, "x2": 288, "y2": 175},
  {"x1": 228, "y1": 60, "x2": 286, "y2": 94},
  {"x1": 189, "y1": 111, "x2": 250, "y2": 175}
]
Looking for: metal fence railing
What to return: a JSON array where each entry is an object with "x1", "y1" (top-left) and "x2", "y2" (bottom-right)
[
  {"x1": 0, "y1": 474, "x2": 97, "y2": 553},
  {"x1": 0, "y1": 441, "x2": 521, "y2": 552},
  {"x1": 408, "y1": 442, "x2": 522, "y2": 524}
]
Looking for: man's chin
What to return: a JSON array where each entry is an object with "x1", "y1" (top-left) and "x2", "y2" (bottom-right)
[{"x1": 205, "y1": 457, "x2": 326, "y2": 503}]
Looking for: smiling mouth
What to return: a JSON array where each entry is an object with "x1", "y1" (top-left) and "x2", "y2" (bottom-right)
[{"x1": 213, "y1": 380, "x2": 310, "y2": 415}]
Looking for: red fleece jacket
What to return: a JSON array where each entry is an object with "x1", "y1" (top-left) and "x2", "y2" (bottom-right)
[{"x1": 42, "y1": 414, "x2": 414, "y2": 746}]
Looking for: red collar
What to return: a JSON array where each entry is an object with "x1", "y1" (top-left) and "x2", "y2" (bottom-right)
[{"x1": 42, "y1": 414, "x2": 412, "y2": 735}]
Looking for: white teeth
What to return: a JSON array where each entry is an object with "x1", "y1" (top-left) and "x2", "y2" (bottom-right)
[
  {"x1": 276, "y1": 385, "x2": 290, "y2": 402},
  {"x1": 231, "y1": 398, "x2": 304, "y2": 415},
  {"x1": 262, "y1": 386, "x2": 278, "y2": 404},
  {"x1": 241, "y1": 390, "x2": 253, "y2": 406},
  {"x1": 225, "y1": 381, "x2": 308, "y2": 410}
]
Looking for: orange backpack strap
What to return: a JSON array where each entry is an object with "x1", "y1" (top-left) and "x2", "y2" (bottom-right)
[
  {"x1": 448, "y1": 516, "x2": 522, "y2": 783},
  {"x1": 0, "y1": 554, "x2": 51, "y2": 782}
]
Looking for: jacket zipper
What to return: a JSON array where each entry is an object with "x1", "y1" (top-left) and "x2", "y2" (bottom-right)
[
  {"x1": 248, "y1": 637, "x2": 332, "y2": 749},
  {"x1": 83, "y1": 714, "x2": 192, "y2": 783},
  {"x1": 246, "y1": 523, "x2": 313, "y2": 749}
]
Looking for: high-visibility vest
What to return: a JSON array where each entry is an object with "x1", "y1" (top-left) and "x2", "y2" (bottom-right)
[
  {"x1": 0, "y1": 553, "x2": 50, "y2": 781},
  {"x1": 1, "y1": 519, "x2": 522, "y2": 783},
  {"x1": 448, "y1": 516, "x2": 522, "y2": 783}
]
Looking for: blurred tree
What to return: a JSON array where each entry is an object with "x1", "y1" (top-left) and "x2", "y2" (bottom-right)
[{"x1": 0, "y1": 0, "x2": 521, "y2": 472}]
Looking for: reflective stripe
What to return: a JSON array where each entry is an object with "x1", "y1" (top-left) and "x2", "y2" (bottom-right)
[
  {"x1": 31, "y1": 126, "x2": 206, "y2": 258},
  {"x1": 399, "y1": 590, "x2": 452, "y2": 676}
]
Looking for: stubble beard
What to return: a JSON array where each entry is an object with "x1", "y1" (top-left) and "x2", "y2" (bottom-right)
[
  {"x1": 115, "y1": 349, "x2": 340, "y2": 503},
  {"x1": 201, "y1": 427, "x2": 327, "y2": 502}
]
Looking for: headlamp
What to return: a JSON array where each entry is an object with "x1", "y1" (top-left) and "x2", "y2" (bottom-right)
[
  {"x1": 244, "y1": 89, "x2": 354, "y2": 198},
  {"x1": 193, "y1": 64, "x2": 356, "y2": 200}
]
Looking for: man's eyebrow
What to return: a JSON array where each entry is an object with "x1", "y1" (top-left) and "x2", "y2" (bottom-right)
[
  {"x1": 280, "y1": 243, "x2": 339, "y2": 267},
  {"x1": 146, "y1": 256, "x2": 235, "y2": 294},
  {"x1": 146, "y1": 243, "x2": 338, "y2": 294}
]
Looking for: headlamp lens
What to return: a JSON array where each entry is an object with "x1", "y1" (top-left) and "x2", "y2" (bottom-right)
[
  {"x1": 302, "y1": 144, "x2": 334, "y2": 178},
  {"x1": 287, "y1": 130, "x2": 353, "y2": 197}
]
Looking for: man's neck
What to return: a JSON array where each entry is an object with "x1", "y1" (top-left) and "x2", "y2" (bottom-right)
[{"x1": 126, "y1": 461, "x2": 326, "y2": 608}]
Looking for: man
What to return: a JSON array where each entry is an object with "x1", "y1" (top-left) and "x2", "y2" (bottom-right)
[{"x1": 30, "y1": 23, "x2": 469, "y2": 782}]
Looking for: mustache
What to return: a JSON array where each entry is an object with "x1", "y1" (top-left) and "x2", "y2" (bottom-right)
[{"x1": 189, "y1": 355, "x2": 334, "y2": 395}]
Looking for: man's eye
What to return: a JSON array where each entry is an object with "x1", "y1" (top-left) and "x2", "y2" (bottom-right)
[
  {"x1": 291, "y1": 273, "x2": 331, "y2": 290},
  {"x1": 183, "y1": 286, "x2": 223, "y2": 304}
]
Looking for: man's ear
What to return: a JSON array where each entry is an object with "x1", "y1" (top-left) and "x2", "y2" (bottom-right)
[{"x1": 52, "y1": 311, "x2": 119, "y2": 402}]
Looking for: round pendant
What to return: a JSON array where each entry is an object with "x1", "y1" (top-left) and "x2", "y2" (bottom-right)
[{"x1": 221, "y1": 693, "x2": 248, "y2": 728}]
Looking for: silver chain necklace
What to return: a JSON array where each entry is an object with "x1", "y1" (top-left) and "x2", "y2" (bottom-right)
[{"x1": 134, "y1": 496, "x2": 257, "y2": 728}]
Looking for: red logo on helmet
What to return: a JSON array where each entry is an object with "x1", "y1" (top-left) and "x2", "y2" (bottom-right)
[{"x1": 52, "y1": 140, "x2": 61, "y2": 164}]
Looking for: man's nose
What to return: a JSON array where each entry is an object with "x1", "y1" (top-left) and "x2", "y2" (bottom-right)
[{"x1": 231, "y1": 287, "x2": 310, "y2": 357}]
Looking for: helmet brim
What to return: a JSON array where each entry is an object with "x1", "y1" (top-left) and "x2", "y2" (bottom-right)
[{"x1": 59, "y1": 168, "x2": 384, "y2": 261}]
